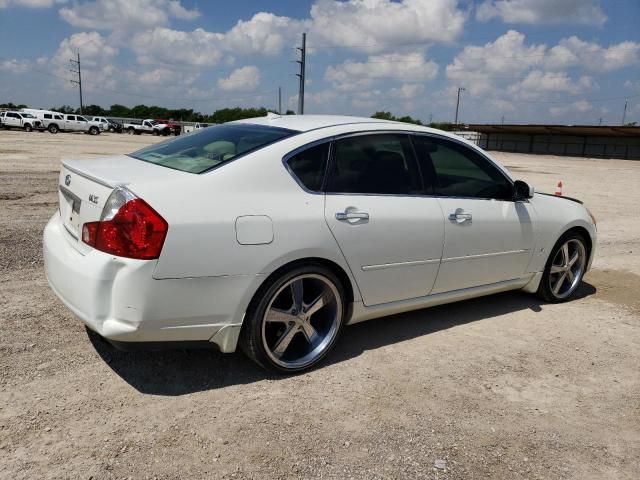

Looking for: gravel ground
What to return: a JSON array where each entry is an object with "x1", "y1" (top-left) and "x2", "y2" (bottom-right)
[{"x1": 0, "y1": 130, "x2": 638, "y2": 479}]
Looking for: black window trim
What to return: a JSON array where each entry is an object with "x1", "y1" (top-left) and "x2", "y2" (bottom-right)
[
  {"x1": 282, "y1": 137, "x2": 334, "y2": 194},
  {"x1": 411, "y1": 132, "x2": 516, "y2": 202},
  {"x1": 325, "y1": 130, "x2": 430, "y2": 198},
  {"x1": 281, "y1": 128, "x2": 516, "y2": 200}
]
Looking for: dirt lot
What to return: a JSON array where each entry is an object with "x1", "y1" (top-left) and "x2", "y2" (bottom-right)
[{"x1": 1, "y1": 130, "x2": 638, "y2": 479}]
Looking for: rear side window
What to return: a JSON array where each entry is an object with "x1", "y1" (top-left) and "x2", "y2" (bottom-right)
[
  {"x1": 413, "y1": 135, "x2": 512, "y2": 200},
  {"x1": 67, "y1": 115, "x2": 75, "y2": 121},
  {"x1": 130, "y1": 123, "x2": 297, "y2": 174},
  {"x1": 286, "y1": 142, "x2": 329, "y2": 192},
  {"x1": 44, "y1": 114, "x2": 52, "y2": 119},
  {"x1": 327, "y1": 134, "x2": 422, "y2": 195}
]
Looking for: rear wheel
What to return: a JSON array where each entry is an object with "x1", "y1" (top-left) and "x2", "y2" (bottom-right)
[
  {"x1": 24, "y1": 123, "x2": 33, "y2": 132},
  {"x1": 108, "y1": 126, "x2": 115, "y2": 133},
  {"x1": 48, "y1": 124, "x2": 59, "y2": 134},
  {"x1": 240, "y1": 264, "x2": 345, "y2": 373},
  {"x1": 537, "y1": 232, "x2": 588, "y2": 302},
  {"x1": 127, "y1": 127, "x2": 135, "y2": 135}
]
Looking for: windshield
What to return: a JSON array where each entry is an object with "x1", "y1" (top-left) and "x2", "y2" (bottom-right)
[{"x1": 129, "y1": 123, "x2": 297, "y2": 174}]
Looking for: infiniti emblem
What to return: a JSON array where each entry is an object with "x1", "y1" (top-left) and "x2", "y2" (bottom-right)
[{"x1": 64, "y1": 174, "x2": 71, "y2": 186}]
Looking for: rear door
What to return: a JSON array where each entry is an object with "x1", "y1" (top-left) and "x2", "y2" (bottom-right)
[
  {"x1": 323, "y1": 133, "x2": 445, "y2": 306},
  {"x1": 412, "y1": 134, "x2": 535, "y2": 294}
]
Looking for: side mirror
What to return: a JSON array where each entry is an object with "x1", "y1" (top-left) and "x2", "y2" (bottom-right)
[{"x1": 513, "y1": 180, "x2": 534, "y2": 201}]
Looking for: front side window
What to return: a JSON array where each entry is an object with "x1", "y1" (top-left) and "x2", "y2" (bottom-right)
[
  {"x1": 286, "y1": 142, "x2": 329, "y2": 192},
  {"x1": 327, "y1": 134, "x2": 422, "y2": 195},
  {"x1": 130, "y1": 123, "x2": 297, "y2": 174},
  {"x1": 413, "y1": 135, "x2": 512, "y2": 200},
  {"x1": 77, "y1": 116, "x2": 87, "y2": 122}
]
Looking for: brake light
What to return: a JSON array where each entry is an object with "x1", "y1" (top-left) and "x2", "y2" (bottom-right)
[{"x1": 82, "y1": 187, "x2": 168, "y2": 260}]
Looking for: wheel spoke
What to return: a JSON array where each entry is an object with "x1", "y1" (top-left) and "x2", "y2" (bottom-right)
[
  {"x1": 272, "y1": 324, "x2": 298, "y2": 358},
  {"x1": 300, "y1": 321, "x2": 320, "y2": 346},
  {"x1": 566, "y1": 268, "x2": 575, "y2": 284},
  {"x1": 265, "y1": 307, "x2": 297, "y2": 324},
  {"x1": 304, "y1": 288, "x2": 330, "y2": 318},
  {"x1": 290, "y1": 279, "x2": 304, "y2": 313},
  {"x1": 561, "y1": 243, "x2": 570, "y2": 266},
  {"x1": 553, "y1": 272, "x2": 567, "y2": 295},
  {"x1": 568, "y1": 251, "x2": 580, "y2": 267},
  {"x1": 550, "y1": 265, "x2": 565, "y2": 274}
]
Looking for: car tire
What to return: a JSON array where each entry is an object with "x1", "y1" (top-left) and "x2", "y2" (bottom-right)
[
  {"x1": 89, "y1": 126, "x2": 99, "y2": 135},
  {"x1": 108, "y1": 126, "x2": 115, "y2": 133},
  {"x1": 48, "y1": 124, "x2": 59, "y2": 134},
  {"x1": 240, "y1": 263, "x2": 346, "y2": 374},
  {"x1": 537, "y1": 231, "x2": 588, "y2": 303},
  {"x1": 24, "y1": 124, "x2": 33, "y2": 132},
  {"x1": 152, "y1": 129, "x2": 159, "y2": 136},
  {"x1": 127, "y1": 128, "x2": 135, "y2": 135}
]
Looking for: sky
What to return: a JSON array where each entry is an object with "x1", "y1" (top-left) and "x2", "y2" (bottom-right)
[{"x1": 0, "y1": 0, "x2": 639, "y2": 125}]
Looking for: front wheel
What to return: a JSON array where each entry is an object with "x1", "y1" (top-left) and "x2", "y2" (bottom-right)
[
  {"x1": 48, "y1": 124, "x2": 59, "y2": 134},
  {"x1": 240, "y1": 265, "x2": 346, "y2": 373},
  {"x1": 24, "y1": 124, "x2": 33, "y2": 132},
  {"x1": 89, "y1": 126, "x2": 99, "y2": 135},
  {"x1": 538, "y1": 232, "x2": 588, "y2": 302}
]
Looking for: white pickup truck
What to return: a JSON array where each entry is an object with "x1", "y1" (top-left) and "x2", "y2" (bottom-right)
[
  {"x1": 21, "y1": 109, "x2": 101, "y2": 134},
  {"x1": 1, "y1": 111, "x2": 43, "y2": 132},
  {"x1": 123, "y1": 119, "x2": 171, "y2": 136},
  {"x1": 182, "y1": 122, "x2": 211, "y2": 134}
]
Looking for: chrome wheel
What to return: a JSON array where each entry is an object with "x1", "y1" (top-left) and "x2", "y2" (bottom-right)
[
  {"x1": 549, "y1": 238, "x2": 586, "y2": 299},
  {"x1": 261, "y1": 273, "x2": 342, "y2": 370}
]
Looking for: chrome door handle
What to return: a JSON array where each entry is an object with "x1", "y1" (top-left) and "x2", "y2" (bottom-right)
[
  {"x1": 449, "y1": 212, "x2": 472, "y2": 221},
  {"x1": 336, "y1": 212, "x2": 369, "y2": 221}
]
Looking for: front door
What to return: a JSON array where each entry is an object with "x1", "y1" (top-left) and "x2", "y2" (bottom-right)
[
  {"x1": 412, "y1": 134, "x2": 535, "y2": 294},
  {"x1": 324, "y1": 133, "x2": 445, "y2": 306}
]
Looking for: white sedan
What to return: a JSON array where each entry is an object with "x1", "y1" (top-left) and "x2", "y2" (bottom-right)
[{"x1": 44, "y1": 114, "x2": 596, "y2": 373}]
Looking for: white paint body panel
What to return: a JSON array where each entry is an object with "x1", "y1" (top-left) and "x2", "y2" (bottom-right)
[{"x1": 43, "y1": 115, "x2": 596, "y2": 352}]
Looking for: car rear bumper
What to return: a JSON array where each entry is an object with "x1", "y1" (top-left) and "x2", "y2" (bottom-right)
[{"x1": 43, "y1": 212, "x2": 263, "y2": 351}]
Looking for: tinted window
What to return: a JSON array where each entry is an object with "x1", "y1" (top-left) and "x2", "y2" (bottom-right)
[
  {"x1": 7, "y1": 113, "x2": 18, "y2": 118},
  {"x1": 67, "y1": 115, "x2": 75, "y2": 121},
  {"x1": 130, "y1": 124, "x2": 297, "y2": 174},
  {"x1": 77, "y1": 116, "x2": 87, "y2": 122},
  {"x1": 287, "y1": 142, "x2": 329, "y2": 191},
  {"x1": 327, "y1": 134, "x2": 421, "y2": 195},
  {"x1": 44, "y1": 114, "x2": 52, "y2": 119},
  {"x1": 55, "y1": 115, "x2": 63, "y2": 120},
  {"x1": 413, "y1": 136, "x2": 512, "y2": 200}
]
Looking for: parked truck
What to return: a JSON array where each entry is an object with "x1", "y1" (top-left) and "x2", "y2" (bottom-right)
[
  {"x1": 123, "y1": 119, "x2": 171, "y2": 136},
  {"x1": 21, "y1": 109, "x2": 101, "y2": 134},
  {"x1": 1, "y1": 111, "x2": 43, "y2": 132}
]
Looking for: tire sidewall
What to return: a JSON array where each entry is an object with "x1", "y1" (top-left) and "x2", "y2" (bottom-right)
[{"x1": 242, "y1": 264, "x2": 347, "y2": 373}]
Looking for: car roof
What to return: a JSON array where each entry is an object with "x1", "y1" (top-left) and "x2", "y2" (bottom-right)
[{"x1": 232, "y1": 114, "x2": 416, "y2": 133}]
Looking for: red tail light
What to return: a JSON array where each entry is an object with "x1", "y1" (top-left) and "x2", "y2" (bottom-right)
[{"x1": 82, "y1": 191, "x2": 168, "y2": 260}]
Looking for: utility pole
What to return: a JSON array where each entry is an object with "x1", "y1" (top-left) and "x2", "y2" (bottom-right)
[
  {"x1": 428, "y1": 113, "x2": 433, "y2": 124},
  {"x1": 598, "y1": 117, "x2": 602, "y2": 126},
  {"x1": 501, "y1": 115, "x2": 505, "y2": 125},
  {"x1": 70, "y1": 53, "x2": 83, "y2": 115},
  {"x1": 296, "y1": 33, "x2": 306, "y2": 115},
  {"x1": 454, "y1": 87, "x2": 465, "y2": 126},
  {"x1": 622, "y1": 99, "x2": 628, "y2": 125},
  {"x1": 278, "y1": 86, "x2": 282, "y2": 115}
]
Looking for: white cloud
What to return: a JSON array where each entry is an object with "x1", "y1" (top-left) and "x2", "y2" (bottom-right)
[
  {"x1": 476, "y1": 0, "x2": 606, "y2": 26},
  {"x1": 217, "y1": 66, "x2": 261, "y2": 92},
  {"x1": 1, "y1": 58, "x2": 32, "y2": 74},
  {"x1": 59, "y1": 0, "x2": 199, "y2": 31},
  {"x1": 52, "y1": 32, "x2": 118, "y2": 92},
  {"x1": 545, "y1": 37, "x2": 640, "y2": 72},
  {"x1": 0, "y1": 0, "x2": 66, "y2": 8},
  {"x1": 131, "y1": 28, "x2": 224, "y2": 67},
  {"x1": 308, "y1": 0, "x2": 466, "y2": 51},
  {"x1": 508, "y1": 71, "x2": 596, "y2": 98},
  {"x1": 223, "y1": 12, "x2": 304, "y2": 55},
  {"x1": 326, "y1": 51, "x2": 438, "y2": 91},
  {"x1": 549, "y1": 99, "x2": 594, "y2": 117}
]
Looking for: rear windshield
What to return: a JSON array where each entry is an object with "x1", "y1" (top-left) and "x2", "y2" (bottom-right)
[{"x1": 129, "y1": 123, "x2": 298, "y2": 174}]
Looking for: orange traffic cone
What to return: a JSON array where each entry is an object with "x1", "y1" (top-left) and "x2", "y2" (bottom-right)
[{"x1": 555, "y1": 181, "x2": 563, "y2": 196}]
